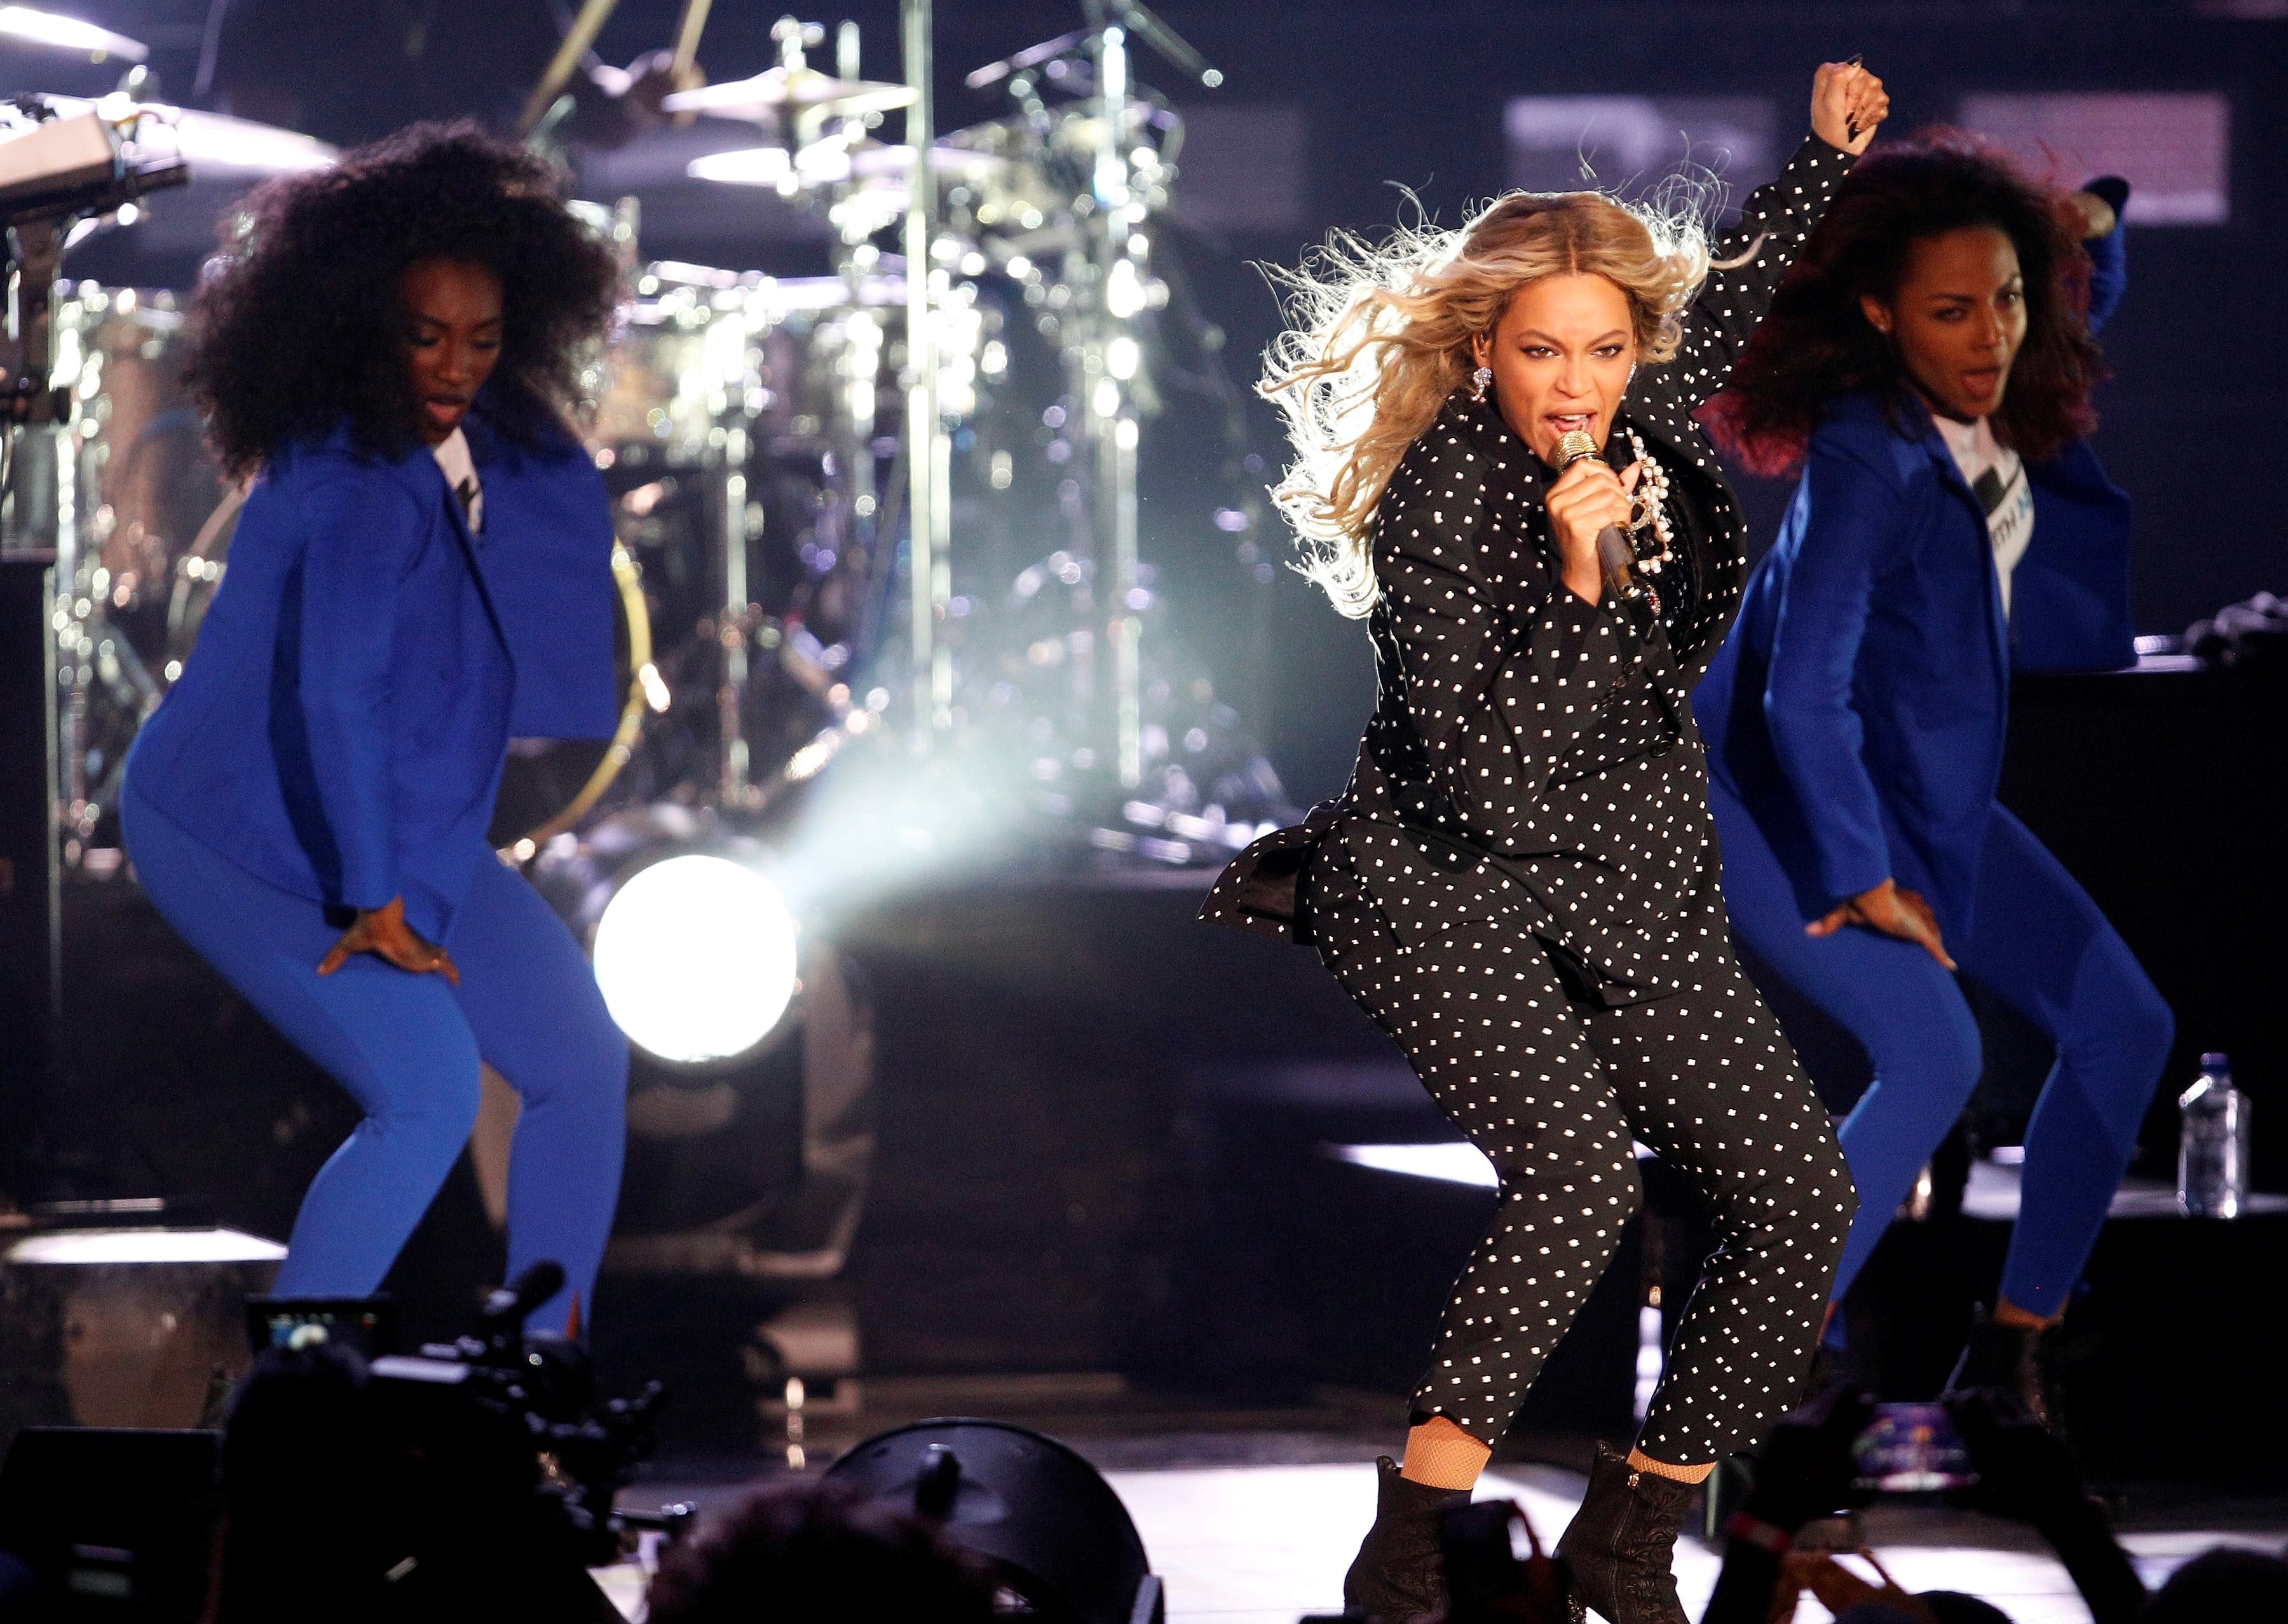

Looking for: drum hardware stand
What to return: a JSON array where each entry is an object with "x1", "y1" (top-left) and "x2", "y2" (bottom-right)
[
  {"x1": 899, "y1": 0, "x2": 951, "y2": 746},
  {"x1": 812, "y1": 18, "x2": 892, "y2": 763},
  {"x1": 1021, "y1": 4, "x2": 1217, "y2": 793},
  {"x1": 718, "y1": 418, "x2": 758, "y2": 807},
  {"x1": 0, "y1": 104, "x2": 184, "y2": 1204},
  {"x1": 3, "y1": 216, "x2": 88, "y2": 857},
  {"x1": 706, "y1": 16, "x2": 906, "y2": 804},
  {"x1": 1, "y1": 219, "x2": 67, "y2": 433},
  {"x1": 1087, "y1": 16, "x2": 1148, "y2": 790}
]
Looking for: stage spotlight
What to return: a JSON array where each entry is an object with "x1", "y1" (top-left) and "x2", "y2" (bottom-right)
[
  {"x1": 590, "y1": 852, "x2": 799, "y2": 1067},
  {"x1": 515, "y1": 805, "x2": 877, "y2": 1274},
  {"x1": 826, "y1": 1419, "x2": 1164, "y2": 1624}
]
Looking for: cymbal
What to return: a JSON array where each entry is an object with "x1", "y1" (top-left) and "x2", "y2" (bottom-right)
[
  {"x1": 620, "y1": 264, "x2": 908, "y2": 315},
  {"x1": 684, "y1": 146, "x2": 796, "y2": 189},
  {"x1": 690, "y1": 139, "x2": 1009, "y2": 200},
  {"x1": 47, "y1": 96, "x2": 335, "y2": 183},
  {"x1": 842, "y1": 141, "x2": 1007, "y2": 184},
  {"x1": 743, "y1": 272, "x2": 909, "y2": 313},
  {"x1": 0, "y1": 5, "x2": 147, "y2": 64},
  {"x1": 662, "y1": 67, "x2": 916, "y2": 124}
]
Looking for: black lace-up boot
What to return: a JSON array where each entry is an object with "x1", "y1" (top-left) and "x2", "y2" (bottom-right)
[
  {"x1": 1342, "y1": 1456, "x2": 1465, "y2": 1623},
  {"x1": 1555, "y1": 1442, "x2": 1696, "y2": 1624},
  {"x1": 1945, "y1": 1301, "x2": 2063, "y2": 1428}
]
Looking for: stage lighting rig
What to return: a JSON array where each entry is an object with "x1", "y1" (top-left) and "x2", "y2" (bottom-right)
[
  {"x1": 592, "y1": 848, "x2": 801, "y2": 1067},
  {"x1": 523, "y1": 802, "x2": 880, "y2": 1283},
  {"x1": 535, "y1": 805, "x2": 805, "y2": 1071}
]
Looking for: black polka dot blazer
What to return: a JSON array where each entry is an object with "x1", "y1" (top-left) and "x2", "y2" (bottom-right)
[{"x1": 1204, "y1": 135, "x2": 1856, "y2": 1007}]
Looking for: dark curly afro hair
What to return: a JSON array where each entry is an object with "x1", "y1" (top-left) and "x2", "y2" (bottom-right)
[
  {"x1": 184, "y1": 121, "x2": 620, "y2": 479},
  {"x1": 1700, "y1": 128, "x2": 2104, "y2": 477}
]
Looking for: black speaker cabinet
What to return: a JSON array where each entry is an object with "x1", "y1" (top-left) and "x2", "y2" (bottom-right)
[{"x1": 0, "y1": 554, "x2": 58, "y2": 1200}]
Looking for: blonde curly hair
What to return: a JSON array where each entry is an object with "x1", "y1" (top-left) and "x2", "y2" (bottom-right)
[{"x1": 1263, "y1": 185, "x2": 1720, "y2": 616}]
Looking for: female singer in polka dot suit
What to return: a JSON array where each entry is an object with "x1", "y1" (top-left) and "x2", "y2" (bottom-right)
[{"x1": 1202, "y1": 63, "x2": 1889, "y2": 1624}]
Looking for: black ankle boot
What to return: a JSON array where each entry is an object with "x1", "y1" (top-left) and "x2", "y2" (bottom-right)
[
  {"x1": 1945, "y1": 1302, "x2": 2061, "y2": 1428},
  {"x1": 1343, "y1": 1456, "x2": 1464, "y2": 1623},
  {"x1": 1555, "y1": 1442, "x2": 1696, "y2": 1624}
]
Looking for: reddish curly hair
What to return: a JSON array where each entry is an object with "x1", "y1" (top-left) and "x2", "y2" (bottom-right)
[{"x1": 1699, "y1": 128, "x2": 2104, "y2": 477}]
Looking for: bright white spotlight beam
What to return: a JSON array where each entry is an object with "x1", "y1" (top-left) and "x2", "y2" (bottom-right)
[{"x1": 590, "y1": 854, "x2": 799, "y2": 1065}]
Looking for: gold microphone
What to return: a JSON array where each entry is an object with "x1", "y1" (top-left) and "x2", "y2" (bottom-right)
[{"x1": 1555, "y1": 429, "x2": 1651, "y2": 609}]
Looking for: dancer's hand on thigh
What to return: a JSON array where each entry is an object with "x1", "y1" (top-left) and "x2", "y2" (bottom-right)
[
  {"x1": 318, "y1": 896, "x2": 462, "y2": 984},
  {"x1": 1808, "y1": 879, "x2": 1956, "y2": 971}
]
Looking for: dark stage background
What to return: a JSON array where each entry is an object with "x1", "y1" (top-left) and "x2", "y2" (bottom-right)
[{"x1": 9, "y1": 0, "x2": 2280, "y2": 805}]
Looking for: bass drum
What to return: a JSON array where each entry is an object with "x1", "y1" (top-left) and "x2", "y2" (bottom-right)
[
  {"x1": 63, "y1": 287, "x2": 231, "y2": 687},
  {"x1": 597, "y1": 266, "x2": 901, "y2": 652},
  {"x1": 590, "y1": 266, "x2": 909, "y2": 802},
  {"x1": 167, "y1": 496, "x2": 657, "y2": 856},
  {"x1": 51, "y1": 287, "x2": 233, "y2": 841}
]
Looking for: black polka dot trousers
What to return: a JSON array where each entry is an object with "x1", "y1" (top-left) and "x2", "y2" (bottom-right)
[{"x1": 1309, "y1": 840, "x2": 1856, "y2": 1464}]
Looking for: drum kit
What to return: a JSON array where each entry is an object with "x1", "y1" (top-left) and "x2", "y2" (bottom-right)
[{"x1": 2, "y1": 2, "x2": 1289, "y2": 877}]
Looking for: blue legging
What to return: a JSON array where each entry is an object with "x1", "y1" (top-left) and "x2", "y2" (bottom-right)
[
  {"x1": 1709, "y1": 777, "x2": 2172, "y2": 1318},
  {"x1": 121, "y1": 786, "x2": 627, "y2": 1335}
]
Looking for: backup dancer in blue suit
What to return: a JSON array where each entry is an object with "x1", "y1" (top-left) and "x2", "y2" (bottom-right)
[
  {"x1": 122, "y1": 125, "x2": 628, "y2": 1336},
  {"x1": 1696, "y1": 134, "x2": 2170, "y2": 1418}
]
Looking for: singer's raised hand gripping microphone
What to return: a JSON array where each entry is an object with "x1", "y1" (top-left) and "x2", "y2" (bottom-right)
[{"x1": 1555, "y1": 429, "x2": 1659, "y2": 618}]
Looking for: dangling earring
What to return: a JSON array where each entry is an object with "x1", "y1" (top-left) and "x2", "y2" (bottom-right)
[{"x1": 1470, "y1": 363, "x2": 1493, "y2": 403}]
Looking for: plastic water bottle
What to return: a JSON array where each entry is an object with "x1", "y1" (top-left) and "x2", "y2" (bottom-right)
[{"x1": 2177, "y1": 1053, "x2": 2251, "y2": 1218}]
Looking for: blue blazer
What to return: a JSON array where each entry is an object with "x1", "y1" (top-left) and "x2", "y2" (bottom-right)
[
  {"x1": 125, "y1": 395, "x2": 618, "y2": 942},
  {"x1": 1695, "y1": 225, "x2": 2134, "y2": 939}
]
